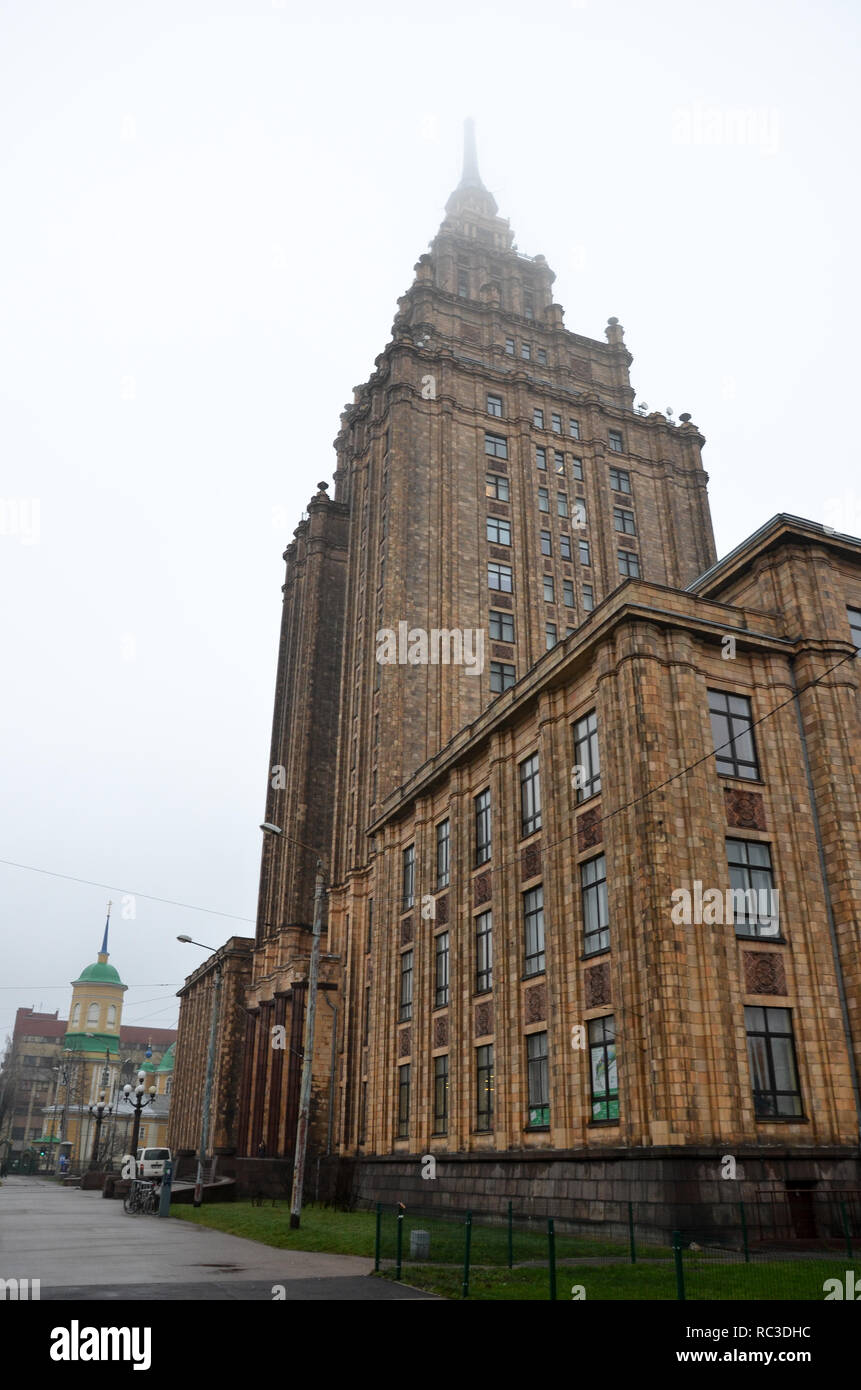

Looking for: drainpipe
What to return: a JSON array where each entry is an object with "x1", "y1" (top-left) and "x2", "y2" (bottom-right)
[{"x1": 789, "y1": 662, "x2": 861, "y2": 1146}]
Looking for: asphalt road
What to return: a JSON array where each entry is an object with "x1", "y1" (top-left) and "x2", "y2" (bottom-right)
[{"x1": 0, "y1": 1176, "x2": 436, "y2": 1301}]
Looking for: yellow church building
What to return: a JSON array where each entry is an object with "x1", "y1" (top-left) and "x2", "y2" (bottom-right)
[{"x1": 39, "y1": 909, "x2": 176, "y2": 1171}]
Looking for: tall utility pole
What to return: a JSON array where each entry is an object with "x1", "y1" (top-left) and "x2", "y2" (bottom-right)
[{"x1": 289, "y1": 859, "x2": 326, "y2": 1229}]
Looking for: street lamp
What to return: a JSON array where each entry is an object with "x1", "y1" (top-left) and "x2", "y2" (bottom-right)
[
  {"x1": 178, "y1": 935, "x2": 221, "y2": 1207},
  {"x1": 123, "y1": 1069, "x2": 157, "y2": 1162},
  {"x1": 87, "y1": 1091, "x2": 114, "y2": 1169},
  {"x1": 261, "y1": 821, "x2": 327, "y2": 1230}
]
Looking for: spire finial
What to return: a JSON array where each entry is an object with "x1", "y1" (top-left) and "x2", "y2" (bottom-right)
[
  {"x1": 459, "y1": 117, "x2": 484, "y2": 191},
  {"x1": 100, "y1": 900, "x2": 111, "y2": 959},
  {"x1": 461, "y1": 119, "x2": 481, "y2": 190},
  {"x1": 444, "y1": 117, "x2": 499, "y2": 218}
]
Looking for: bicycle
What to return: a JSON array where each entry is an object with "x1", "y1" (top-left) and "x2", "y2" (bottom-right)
[{"x1": 123, "y1": 1178, "x2": 160, "y2": 1215}]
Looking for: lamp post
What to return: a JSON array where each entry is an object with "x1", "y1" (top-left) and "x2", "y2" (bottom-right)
[
  {"x1": 260, "y1": 822, "x2": 328, "y2": 1231},
  {"x1": 87, "y1": 1091, "x2": 113, "y2": 1169},
  {"x1": 123, "y1": 1070, "x2": 157, "y2": 1162},
  {"x1": 177, "y1": 936, "x2": 221, "y2": 1207}
]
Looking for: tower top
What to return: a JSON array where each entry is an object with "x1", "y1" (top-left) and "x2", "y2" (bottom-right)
[
  {"x1": 99, "y1": 899, "x2": 111, "y2": 962},
  {"x1": 445, "y1": 118, "x2": 498, "y2": 218}
]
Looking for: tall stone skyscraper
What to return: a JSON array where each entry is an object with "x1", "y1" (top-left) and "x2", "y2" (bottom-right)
[{"x1": 172, "y1": 124, "x2": 861, "y2": 1227}]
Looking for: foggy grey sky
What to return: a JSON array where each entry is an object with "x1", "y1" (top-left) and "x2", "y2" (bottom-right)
[{"x1": 1, "y1": 0, "x2": 858, "y2": 1042}]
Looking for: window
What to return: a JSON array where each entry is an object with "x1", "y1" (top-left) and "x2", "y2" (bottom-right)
[
  {"x1": 433, "y1": 1055, "x2": 449, "y2": 1133},
  {"x1": 457, "y1": 270, "x2": 469, "y2": 297},
  {"x1": 583, "y1": 584, "x2": 594, "y2": 611},
  {"x1": 359, "y1": 1080, "x2": 367, "y2": 1142},
  {"x1": 618, "y1": 549, "x2": 640, "y2": 577},
  {"x1": 476, "y1": 911, "x2": 493, "y2": 992},
  {"x1": 71, "y1": 1003, "x2": 80, "y2": 1029},
  {"x1": 106, "y1": 1005, "x2": 116, "y2": 1027},
  {"x1": 563, "y1": 579, "x2": 575, "y2": 608},
  {"x1": 551, "y1": 413, "x2": 562, "y2": 434},
  {"x1": 571, "y1": 456, "x2": 583, "y2": 482},
  {"x1": 397, "y1": 1063, "x2": 411, "y2": 1137},
  {"x1": 488, "y1": 562, "x2": 513, "y2": 592},
  {"x1": 363, "y1": 983, "x2": 371, "y2": 1044},
  {"x1": 557, "y1": 493, "x2": 568, "y2": 518},
  {"x1": 436, "y1": 819, "x2": 450, "y2": 891},
  {"x1": 520, "y1": 754, "x2": 542, "y2": 836},
  {"x1": 614, "y1": 506, "x2": 637, "y2": 535},
  {"x1": 608, "y1": 430, "x2": 623, "y2": 453},
  {"x1": 402, "y1": 844, "x2": 415, "y2": 910},
  {"x1": 527, "y1": 1031, "x2": 549, "y2": 1126},
  {"x1": 536, "y1": 347, "x2": 547, "y2": 365},
  {"x1": 543, "y1": 575, "x2": 555, "y2": 603},
  {"x1": 545, "y1": 622, "x2": 557, "y2": 649},
  {"x1": 487, "y1": 393, "x2": 503, "y2": 417},
  {"x1": 560, "y1": 534, "x2": 572, "y2": 561},
  {"x1": 521, "y1": 342, "x2": 531, "y2": 360},
  {"x1": 505, "y1": 337, "x2": 515, "y2": 355},
  {"x1": 474, "y1": 789, "x2": 491, "y2": 865},
  {"x1": 554, "y1": 450, "x2": 565, "y2": 474},
  {"x1": 399, "y1": 949, "x2": 413, "y2": 1021},
  {"x1": 573, "y1": 710, "x2": 601, "y2": 801},
  {"x1": 533, "y1": 407, "x2": 544, "y2": 428},
  {"x1": 745, "y1": 1007, "x2": 802, "y2": 1117},
  {"x1": 579, "y1": 540, "x2": 591, "y2": 567},
  {"x1": 435, "y1": 931, "x2": 450, "y2": 1008},
  {"x1": 87, "y1": 1003, "x2": 99, "y2": 1026},
  {"x1": 485, "y1": 432, "x2": 508, "y2": 459},
  {"x1": 538, "y1": 486, "x2": 549, "y2": 513},
  {"x1": 581, "y1": 853, "x2": 609, "y2": 954},
  {"x1": 476, "y1": 1044, "x2": 494, "y2": 1128},
  {"x1": 573, "y1": 499, "x2": 587, "y2": 529},
  {"x1": 536, "y1": 447, "x2": 546, "y2": 470},
  {"x1": 569, "y1": 418, "x2": 581, "y2": 440},
  {"x1": 490, "y1": 661, "x2": 516, "y2": 692},
  {"x1": 487, "y1": 517, "x2": 511, "y2": 545},
  {"x1": 489, "y1": 610, "x2": 515, "y2": 642},
  {"x1": 589, "y1": 1016, "x2": 618, "y2": 1120},
  {"x1": 366, "y1": 897, "x2": 374, "y2": 954},
  {"x1": 540, "y1": 529, "x2": 552, "y2": 556},
  {"x1": 523, "y1": 291, "x2": 534, "y2": 320},
  {"x1": 523, "y1": 885, "x2": 545, "y2": 974},
  {"x1": 727, "y1": 839, "x2": 778, "y2": 937},
  {"x1": 486, "y1": 472, "x2": 510, "y2": 501},
  {"x1": 708, "y1": 690, "x2": 760, "y2": 780},
  {"x1": 609, "y1": 466, "x2": 630, "y2": 494},
  {"x1": 848, "y1": 606, "x2": 861, "y2": 651}
]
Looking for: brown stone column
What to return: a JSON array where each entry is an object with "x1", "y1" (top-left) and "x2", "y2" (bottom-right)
[
  {"x1": 268, "y1": 993, "x2": 288, "y2": 1155},
  {"x1": 237, "y1": 1010, "x2": 257, "y2": 1157},
  {"x1": 283, "y1": 983, "x2": 306, "y2": 1161}
]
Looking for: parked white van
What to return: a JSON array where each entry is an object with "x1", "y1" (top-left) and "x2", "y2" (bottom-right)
[{"x1": 136, "y1": 1147, "x2": 171, "y2": 1178}]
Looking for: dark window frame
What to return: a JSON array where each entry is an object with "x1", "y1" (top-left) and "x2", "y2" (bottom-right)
[{"x1": 745, "y1": 1006, "x2": 803, "y2": 1118}]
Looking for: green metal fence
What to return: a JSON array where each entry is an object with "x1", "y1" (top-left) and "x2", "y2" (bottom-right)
[{"x1": 370, "y1": 1193, "x2": 861, "y2": 1301}]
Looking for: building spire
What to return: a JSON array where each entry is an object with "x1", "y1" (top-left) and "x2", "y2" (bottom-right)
[
  {"x1": 445, "y1": 118, "x2": 498, "y2": 218},
  {"x1": 99, "y1": 900, "x2": 112, "y2": 961},
  {"x1": 459, "y1": 117, "x2": 484, "y2": 191}
]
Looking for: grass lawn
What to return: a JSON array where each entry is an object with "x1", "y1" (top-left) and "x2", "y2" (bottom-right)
[
  {"x1": 171, "y1": 1201, "x2": 640, "y2": 1264},
  {"x1": 171, "y1": 1201, "x2": 378, "y2": 1257},
  {"x1": 383, "y1": 1258, "x2": 861, "y2": 1301}
]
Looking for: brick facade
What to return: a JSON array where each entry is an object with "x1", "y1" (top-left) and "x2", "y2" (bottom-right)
[{"x1": 170, "y1": 130, "x2": 861, "y2": 1224}]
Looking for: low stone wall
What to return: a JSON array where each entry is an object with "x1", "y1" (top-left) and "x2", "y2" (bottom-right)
[{"x1": 349, "y1": 1147, "x2": 861, "y2": 1239}]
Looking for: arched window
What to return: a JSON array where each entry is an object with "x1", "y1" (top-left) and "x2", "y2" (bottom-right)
[
  {"x1": 87, "y1": 1002, "x2": 100, "y2": 1026},
  {"x1": 106, "y1": 1005, "x2": 116, "y2": 1027},
  {"x1": 71, "y1": 1003, "x2": 80, "y2": 1029}
]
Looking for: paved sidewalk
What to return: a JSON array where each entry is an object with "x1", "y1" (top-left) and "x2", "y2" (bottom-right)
[{"x1": 0, "y1": 1177, "x2": 433, "y2": 1300}]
